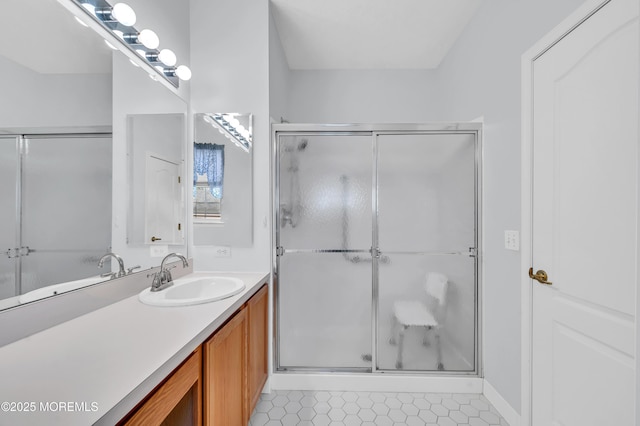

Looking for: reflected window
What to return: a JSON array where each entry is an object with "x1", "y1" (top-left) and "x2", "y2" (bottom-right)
[{"x1": 193, "y1": 142, "x2": 224, "y2": 220}]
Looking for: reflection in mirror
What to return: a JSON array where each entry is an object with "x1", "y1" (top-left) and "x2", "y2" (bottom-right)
[
  {"x1": 127, "y1": 113, "x2": 186, "y2": 246},
  {"x1": 193, "y1": 113, "x2": 253, "y2": 247},
  {"x1": 0, "y1": 0, "x2": 113, "y2": 310}
]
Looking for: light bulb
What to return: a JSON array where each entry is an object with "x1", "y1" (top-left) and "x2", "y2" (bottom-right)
[
  {"x1": 81, "y1": 2, "x2": 96, "y2": 16},
  {"x1": 158, "y1": 49, "x2": 177, "y2": 66},
  {"x1": 175, "y1": 65, "x2": 191, "y2": 81},
  {"x1": 104, "y1": 40, "x2": 117, "y2": 50},
  {"x1": 113, "y1": 30, "x2": 124, "y2": 39},
  {"x1": 111, "y1": 3, "x2": 136, "y2": 26},
  {"x1": 136, "y1": 49, "x2": 146, "y2": 56},
  {"x1": 138, "y1": 29, "x2": 159, "y2": 49}
]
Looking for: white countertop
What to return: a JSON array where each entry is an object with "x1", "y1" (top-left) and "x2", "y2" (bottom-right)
[{"x1": 0, "y1": 271, "x2": 269, "y2": 426}]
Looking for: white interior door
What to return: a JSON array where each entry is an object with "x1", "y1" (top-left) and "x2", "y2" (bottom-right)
[
  {"x1": 145, "y1": 154, "x2": 183, "y2": 245},
  {"x1": 531, "y1": 0, "x2": 639, "y2": 424}
]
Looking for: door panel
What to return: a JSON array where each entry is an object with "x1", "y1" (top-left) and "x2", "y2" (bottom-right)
[
  {"x1": 21, "y1": 135, "x2": 112, "y2": 291},
  {"x1": 376, "y1": 133, "x2": 477, "y2": 372},
  {"x1": 276, "y1": 134, "x2": 373, "y2": 370},
  {"x1": 0, "y1": 137, "x2": 19, "y2": 299},
  {"x1": 531, "y1": 0, "x2": 638, "y2": 423}
]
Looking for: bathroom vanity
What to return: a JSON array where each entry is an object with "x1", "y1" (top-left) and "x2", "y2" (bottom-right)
[{"x1": 0, "y1": 272, "x2": 269, "y2": 426}]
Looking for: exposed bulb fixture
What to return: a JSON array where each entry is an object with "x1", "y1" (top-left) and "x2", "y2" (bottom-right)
[
  {"x1": 111, "y1": 3, "x2": 136, "y2": 26},
  {"x1": 138, "y1": 29, "x2": 159, "y2": 49},
  {"x1": 175, "y1": 65, "x2": 192, "y2": 81},
  {"x1": 158, "y1": 49, "x2": 177, "y2": 66},
  {"x1": 113, "y1": 29, "x2": 124, "y2": 39},
  {"x1": 81, "y1": 2, "x2": 96, "y2": 15}
]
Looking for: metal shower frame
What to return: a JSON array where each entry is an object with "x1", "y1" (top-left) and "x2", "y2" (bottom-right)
[{"x1": 271, "y1": 122, "x2": 483, "y2": 377}]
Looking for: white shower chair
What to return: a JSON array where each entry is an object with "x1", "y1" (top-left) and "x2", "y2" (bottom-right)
[{"x1": 390, "y1": 272, "x2": 449, "y2": 370}]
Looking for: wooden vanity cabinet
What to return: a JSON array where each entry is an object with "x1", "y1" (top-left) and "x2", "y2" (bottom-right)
[
  {"x1": 122, "y1": 347, "x2": 202, "y2": 426},
  {"x1": 204, "y1": 307, "x2": 248, "y2": 425},
  {"x1": 121, "y1": 282, "x2": 269, "y2": 426},
  {"x1": 246, "y1": 285, "x2": 269, "y2": 415},
  {"x1": 204, "y1": 284, "x2": 269, "y2": 425}
]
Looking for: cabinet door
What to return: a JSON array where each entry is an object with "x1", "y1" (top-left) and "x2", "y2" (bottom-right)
[
  {"x1": 123, "y1": 348, "x2": 201, "y2": 426},
  {"x1": 204, "y1": 308, "x2": 247, "y2": 426},
  {"x1": 247, "y1": 285, "x2": 269, "y2": 416}
]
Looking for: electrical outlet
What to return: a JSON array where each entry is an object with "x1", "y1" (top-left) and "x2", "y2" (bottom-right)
[
  {"x1": 150, "y1": 245, "x2": 169, "y2": 257},
  {"x1": 212, "y1": 246, "x2": 231, "y2": 257},
  {"x1": 504, "y1": 230, "x2": 520, "y2": 251}
]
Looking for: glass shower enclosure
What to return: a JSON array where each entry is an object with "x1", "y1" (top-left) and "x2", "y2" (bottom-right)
[
  {"x1": 273, "y1": 124, "x2": 481, "y2": 374},
  {"x1": 0, "y1": 133, "x2": 112, "y2": 302}
]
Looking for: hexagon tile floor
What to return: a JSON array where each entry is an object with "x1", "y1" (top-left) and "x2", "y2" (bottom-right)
[{"x1": 249, "y1": 390, "x2": 509, "y2": 426}]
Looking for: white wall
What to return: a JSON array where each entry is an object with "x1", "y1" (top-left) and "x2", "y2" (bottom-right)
[
  {"x1": 0, "y1": 55, "x2": 111, "y2": 130},
  {"x1": 433, "y1": 0, "x2": 586, "y2": 413},
  {"x1": 190, "y1": 0, "x2": 271, "y2": 272},
  {"x1": 269, "y1": 9, "x2": 291, "y2": 124},
  {"x1": 287, "y1": 69, "x2": 440, "y2": 123}
]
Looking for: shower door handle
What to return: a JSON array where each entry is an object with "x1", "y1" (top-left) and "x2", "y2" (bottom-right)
[{"x1": 371, "y1": 247, "x2": 381, "y2": 259}]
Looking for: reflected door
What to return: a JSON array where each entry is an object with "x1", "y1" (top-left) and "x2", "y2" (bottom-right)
[
  {"x1": 20, "y1": 135, "x2": 112, "y2": 292},
  {"x1": 0, "y1": 136, "x2": 19, "y2": 299},
  {"x1": 376, "y1": 133, "x2": 477, "y2": 372},
  {"x1": 276, "y1": 134, "x2": 373, "y2": 370}
]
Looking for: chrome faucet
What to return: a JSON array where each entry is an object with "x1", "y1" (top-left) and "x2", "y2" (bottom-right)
[
  {"x1": 98, "y1": 252, "x2": 126, "y2": 278},
  {"x1": 150, "y1": 253, "x2": 189, "y2": 292}
]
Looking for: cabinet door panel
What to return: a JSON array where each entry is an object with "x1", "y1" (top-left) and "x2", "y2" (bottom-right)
[
  {"x1": 205, "y1": 309, "x2": 247, "y2": 426},
  {"x1": 124, "y1": 348, "x2": 201, "y2": 426},
  {"x1": 247, "y1": 285, "x2": 269, "y2": 415}
]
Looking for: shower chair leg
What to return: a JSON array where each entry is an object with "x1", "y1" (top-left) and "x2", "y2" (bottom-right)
[{"x1": 395, "y1": 325, "x2": 407, "y2": 369}]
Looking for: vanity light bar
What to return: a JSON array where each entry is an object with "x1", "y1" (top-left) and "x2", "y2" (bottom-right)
[
  {"x1": 71, "y1": 0, "x2": 192, "y2": 87},
  {"x1": 204, "y1": 114, "x2": 251, "y2": 152}
]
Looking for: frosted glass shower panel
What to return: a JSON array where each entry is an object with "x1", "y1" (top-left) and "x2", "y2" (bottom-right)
[
  {"x1": 278, "y1": 135, "x2": 372, "y2": 249},
  {"x1": 278, "y1": 252, "x2": 372, "y2": 369},
  {"x1": 21, "y1": 136, "x2": 112, "y2": 290},
  {"x1": 0, "y1": 137, "x2": 18, "y2": 299},
  {"x1": 377, "y1": 254, "x2": 476, "y2": 372},
  {"x1": 377, "y1": 133, "x2": 476, "y2": 253}
]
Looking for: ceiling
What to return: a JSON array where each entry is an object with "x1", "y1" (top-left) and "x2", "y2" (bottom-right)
[
  {"x1": 0, "y1": 0, "x2": 111, "y2": 74},
  {"x1": 271, "y1": 0, "x2": 482, "y2": 70}
]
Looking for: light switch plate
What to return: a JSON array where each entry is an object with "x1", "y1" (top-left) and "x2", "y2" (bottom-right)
[
  {"x1": 212, "y1": 246, "x2": 231, "y2": 257},
  {"x1": 504, "y1": 230, "x2": 520, "y2": 251}
]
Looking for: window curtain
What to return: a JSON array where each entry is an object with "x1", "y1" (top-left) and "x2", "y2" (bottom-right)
[{"x1": 194, "y1": 143, "x2": 224, "y2": 198}]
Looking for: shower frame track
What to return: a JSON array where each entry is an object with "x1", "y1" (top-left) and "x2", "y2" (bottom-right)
[{"x1": 271, "y1": 123, "x2": 483, "y2": 377}]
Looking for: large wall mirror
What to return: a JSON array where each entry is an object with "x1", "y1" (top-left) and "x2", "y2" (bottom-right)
[
  {"x1": 193, "y1": 113, "x2": 253, "y2": 247},
  {"x1": 0, "y1": 0, "x2": 188, "y2": 311}
]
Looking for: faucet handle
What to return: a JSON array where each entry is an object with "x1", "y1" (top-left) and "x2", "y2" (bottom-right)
[
  {"x1": 100, "y1": 272, "x2": 117, "y2": 279},
  {"x1": 127, "y1": 265, "x2": 141, "y2": 275}
]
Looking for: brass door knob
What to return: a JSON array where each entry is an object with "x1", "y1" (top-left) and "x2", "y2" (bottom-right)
[
  {"x1": 529, "y1": 267, "x2": 552, "y2": 285},
  {"x1": 151, "y1": 236, "x2": 162, "y2": 242}
]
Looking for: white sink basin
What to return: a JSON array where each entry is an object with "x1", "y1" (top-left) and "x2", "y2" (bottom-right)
[{"x1": 139, "y1": 275, "x2": 245, "y2": 307}]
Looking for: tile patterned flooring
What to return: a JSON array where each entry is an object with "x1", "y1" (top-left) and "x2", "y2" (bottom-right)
[{"x1": 249, "y1": 390, "x2": 509, "y2": 426}]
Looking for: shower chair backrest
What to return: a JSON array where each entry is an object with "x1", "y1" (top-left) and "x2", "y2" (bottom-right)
[{"x1": 424, "y1": 272, "x2": 449, "y2": 308}]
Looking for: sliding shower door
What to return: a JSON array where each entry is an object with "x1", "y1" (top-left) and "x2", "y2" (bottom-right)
[
  {"x1": 276, "y1": 134, "x2": 373, "y2": 370},
  {"x1": 20, "y1": 135, "x2": 112, "y2": 293},
  {"x1": 376, "y1": 133, "x2": 477, "y2": 372},
  {"x1": 274, "y1": 125, "x2": 480, "y2": 375}
]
